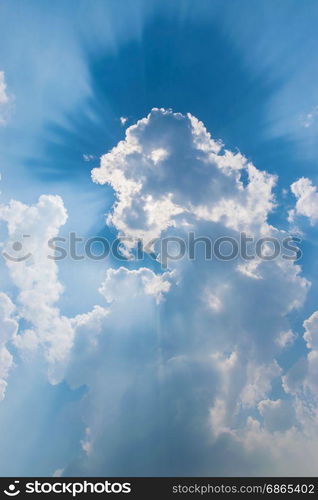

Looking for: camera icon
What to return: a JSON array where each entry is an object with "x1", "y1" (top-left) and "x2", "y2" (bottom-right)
[
  {"x1": 2, "y1": 235, "x2": 32, "y2": 262},
  {"x1": 4, "y1": 481, "x2": 20, "y2": 496}
]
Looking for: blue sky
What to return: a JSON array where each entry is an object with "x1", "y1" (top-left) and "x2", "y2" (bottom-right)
[{"x1": 1, "y1": 0, "x2": 318, "y2": 476}]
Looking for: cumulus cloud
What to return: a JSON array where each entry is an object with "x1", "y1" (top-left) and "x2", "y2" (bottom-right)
[
  {"x1": 0, "y1": 195, "x2": 73, "y2": 383},
  {"x1": 289, "y1": 177, "x2": 318, "y2": 225},
  {"x1": 283, "y1": 310, "x2": 318, "y2": 401},
  {"x1": 61, "y1": 108, "x2": 311, "y2": 475},
  {"x1": 258, "y1": 399, "x2": 295, "y2": 432},
  {"x1": 92, "y1": 109, "x2": 277, "y2": 244},
  {"x1": 0, "y1": 109, "x2": 315, "y2": 475},
  {"x1": 0, "y1": 191, "x2": 172, "y2": 400},
  {"x1": 99, "y1": 267, "x2": 173, "y2": 305},
  {"x1": 303, "y1": 310, "x2": 318, "y2": 351},
  {"x1": 0, "y1": 293, "x2": 18, "y2": 400}
]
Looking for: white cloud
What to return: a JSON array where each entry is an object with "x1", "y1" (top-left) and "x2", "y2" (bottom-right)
[
  {"x1": 0, "y1": 191, "x2": 173, "y2": 399},
  {"x1": 83, "y1": 154, "x2": 95, "y2": 162},
  {"x1": 304, "y1": 310, "x2": 318, "y2": 350},
  {"x1": 69, "y1": 108, "x2": 312, "y2": 475},
  {"x1": 235, "y1": 416, "x2": 318, "y2": 476},
  {"x1": 0, "y1": 109, "x2": 315, "y2": 475},
  {"x1": 0, "y1": 195, "x2": 74, "y2": 384},
  {"x1": 0, "y1": 293, "x2": 18, "y2": 400},
  {"x1": 276, "y1": 329, "x2": 297, "y2": 349},
  {"x1": 290, "y1": 177, "x2": 318, "y2": 225},
  {"x1": 240, "y1": 361, "x2": 282, "y2": 408},
  {"x1": 99, "y1": 267, "x2": 173, "y2": 305},
  {"x1": 283, "y1": 310, "x2": 318, "y2": 401},
  {"x1": 92, "y1": 108, "x2": 277, "y2": 244},
  {"x1": 52, "y1": 468, "x2": 64, "y2": 478},
  {"x1": 258, "y1": 399, "x2": 295, "y2": 432},
  {"x1": 149, "y1": 148, "x2": 169, "y2": 165},
  {"x1": 119, "y1": 116, "x2": 128, "y2": 126},
  {"x1": 0, "y1": 71, "x2": 11, "y2": 126},
  {"x1": 206, "y1": 292, "x2": 223, "y2": 312},
  {"x1": 81, "y1": 427, "x2": 93, "y2": 456},
  {"x1": 72, "y1": 305, "x2": 109, "y2": 334}
]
